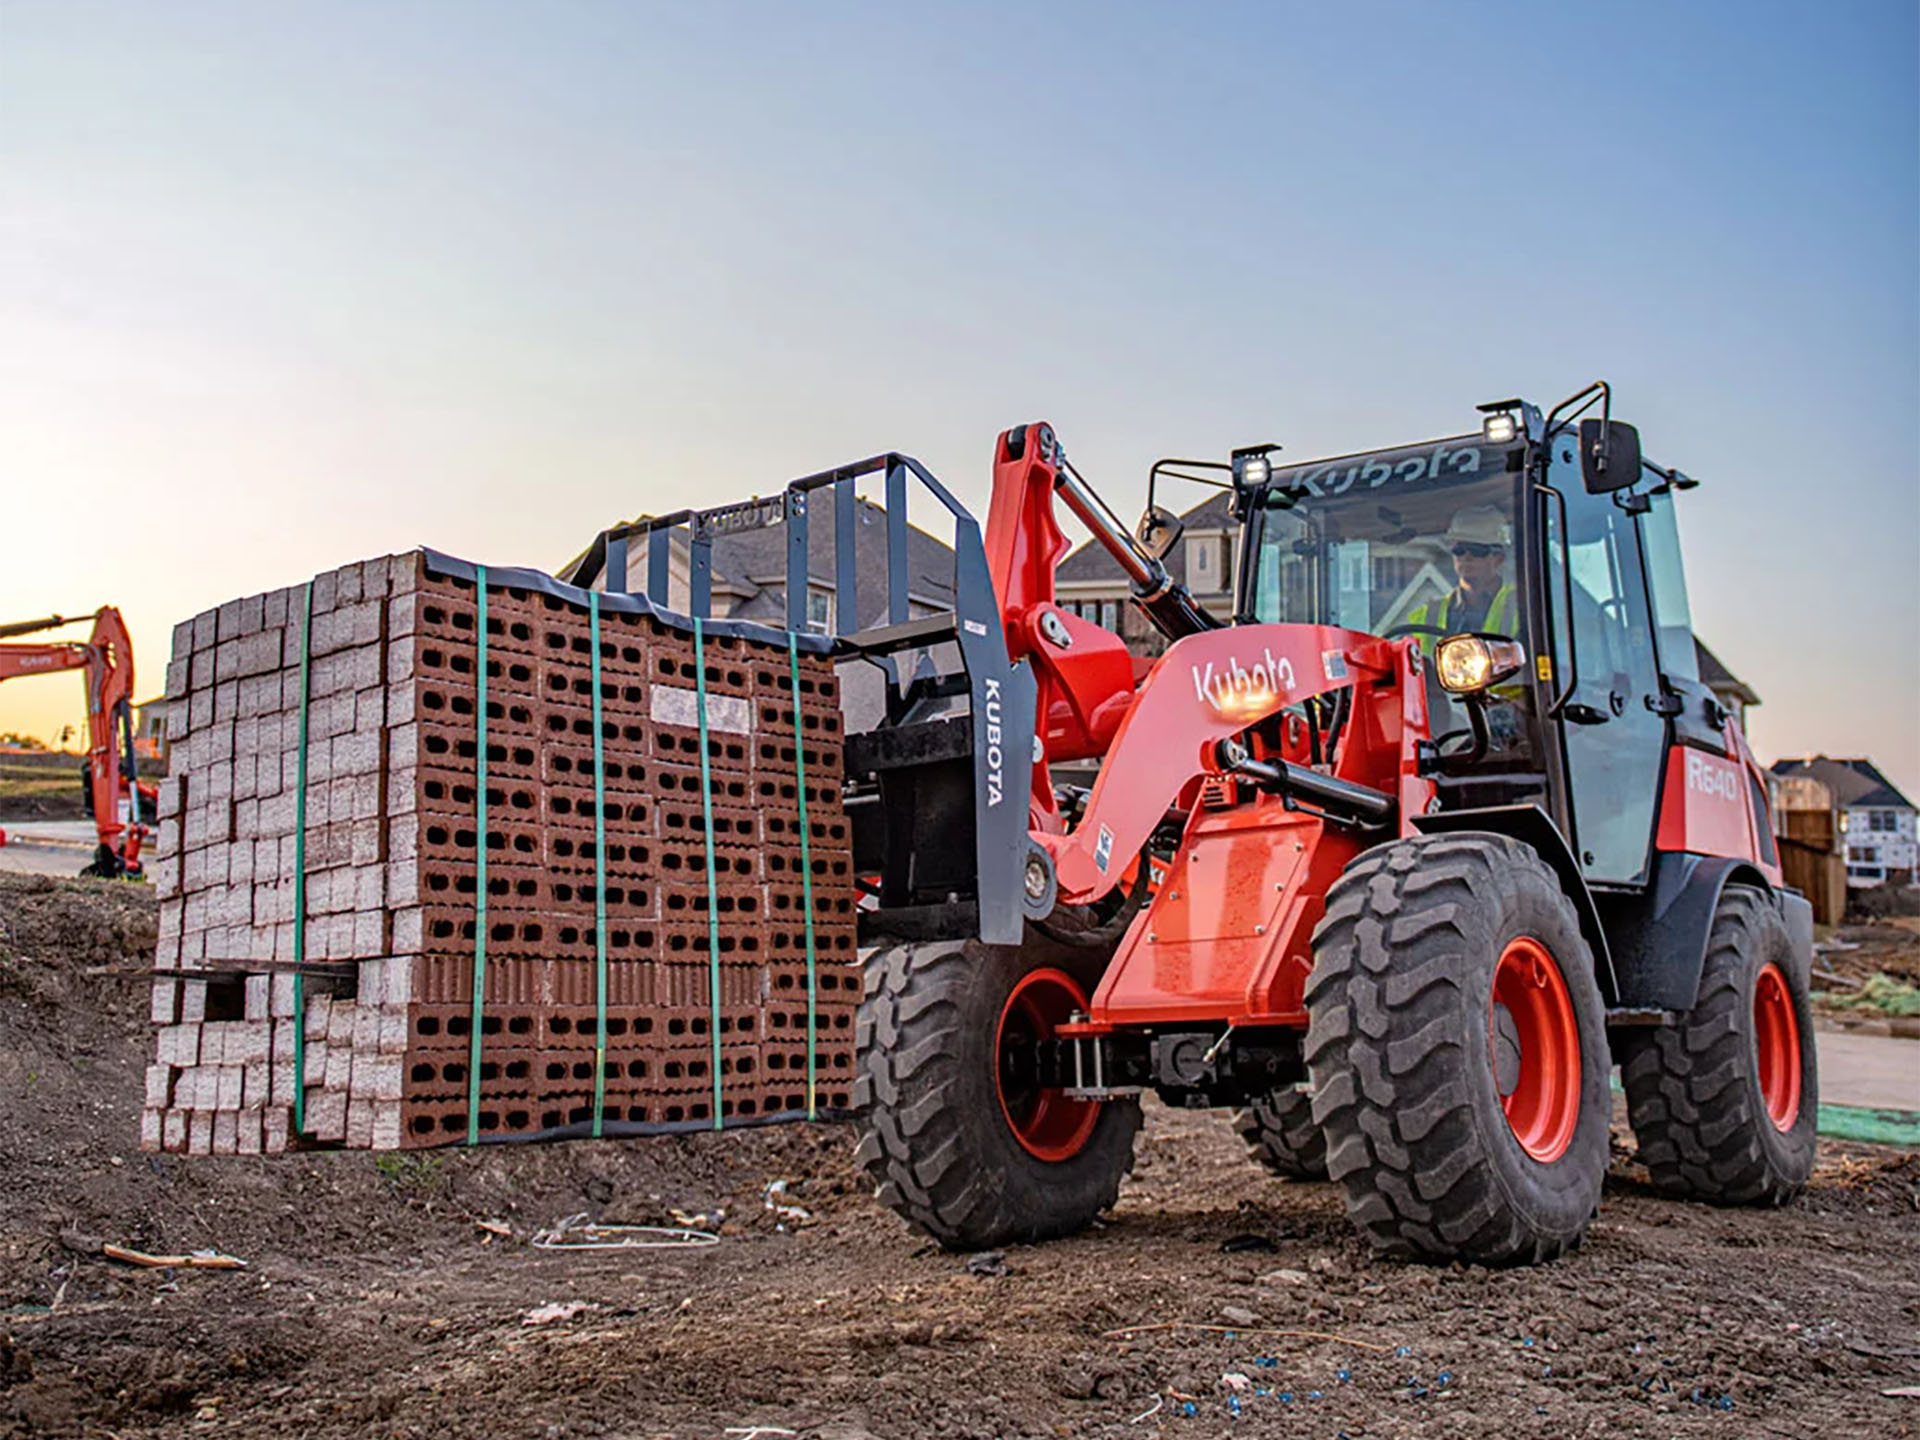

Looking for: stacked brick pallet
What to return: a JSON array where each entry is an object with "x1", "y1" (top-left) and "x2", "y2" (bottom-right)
[{"x1": 143, "y1": 551, "x2": 859, "y2": 1155}]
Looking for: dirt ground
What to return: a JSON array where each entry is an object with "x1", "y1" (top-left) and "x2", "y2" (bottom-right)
[
  {"x1": 0, "y1": 758, "x2": 89, "y2": 823},
  {"x1": 2, "y1": 874, "x2": 1917, "y2": 1440}
]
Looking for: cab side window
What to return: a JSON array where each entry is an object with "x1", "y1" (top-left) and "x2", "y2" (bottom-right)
[{"x1": 1639, "y1": 487, "x2": 1700, "y2": 685}]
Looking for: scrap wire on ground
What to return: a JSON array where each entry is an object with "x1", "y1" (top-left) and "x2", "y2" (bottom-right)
[
  {"x1": 1102, "y1": 1320, "x2": 1395, "y2": 1352},
  {"x1": 531, "y1": 1212, "x2": 721, "y2": 1251}
]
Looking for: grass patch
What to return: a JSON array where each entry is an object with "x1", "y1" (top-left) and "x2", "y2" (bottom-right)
[
  {"x1": 374, "y1": 1152, "x2": 447, "y2": 1197},
  {"x1": 1835, "y1": 973, "x2": 1920, "y2": 1018}
]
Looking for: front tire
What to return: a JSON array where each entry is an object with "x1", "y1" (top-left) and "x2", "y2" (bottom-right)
[
  {"x1": 1306, "y1": 833, "x2": 1610, "y2": 1265},
  {"x1": 1620, "y1": 886, "x2": 1817, "y2": 1204},
  {"x1": 853, "y1": 938, "x2": 1141, "y2": 1250}
]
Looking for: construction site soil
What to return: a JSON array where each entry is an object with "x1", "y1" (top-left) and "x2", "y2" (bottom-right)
[
  {"x1": 2, "y1": 872, "x2": 1916, "y2": 1439},
  {"x1": 0, "y1": 768, "x2": 89, "y2": 822}
]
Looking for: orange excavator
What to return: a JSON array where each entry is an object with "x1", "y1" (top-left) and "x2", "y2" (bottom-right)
[{"x1": 0, "y1": 608, "x2": 152, "y2": 877}]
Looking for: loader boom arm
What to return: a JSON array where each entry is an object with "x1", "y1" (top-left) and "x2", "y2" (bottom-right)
[
  {"x1": 982, "y1": 422, "x2": 1222, "y2": 829},
  {"x1": 1037, "y1": 624, "x2": 1421, "y2": 904}
]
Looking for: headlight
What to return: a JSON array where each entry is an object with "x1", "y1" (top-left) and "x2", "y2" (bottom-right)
[
  {"x1": 1482, "y1": 412, "x2": 1519, "y2": 445},
  {"x1": 1435, "y1": 635, "x2": 1525, "y2": 694}
]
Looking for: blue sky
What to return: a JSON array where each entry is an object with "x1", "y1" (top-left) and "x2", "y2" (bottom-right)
[{"x1": 3, "y1": 1, "x2": 1916, "y2": 795}]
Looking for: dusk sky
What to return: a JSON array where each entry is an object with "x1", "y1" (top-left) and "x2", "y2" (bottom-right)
[{"x1": 3, "y1": 2, "x2": 1916, "y2": 796}]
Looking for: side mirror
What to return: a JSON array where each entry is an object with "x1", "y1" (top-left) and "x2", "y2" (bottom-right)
[
  {"x1": 1579, "y1": 418, "x2": 1642, "y2": 494},
  {"x1": 1136, "y1": 504, "x2": 1185, "y2": 561}
]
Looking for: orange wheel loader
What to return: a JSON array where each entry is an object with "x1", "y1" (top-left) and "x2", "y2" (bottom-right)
[{"x1": 573, "y1": 382, "x2": 1813, "y2": 1265}]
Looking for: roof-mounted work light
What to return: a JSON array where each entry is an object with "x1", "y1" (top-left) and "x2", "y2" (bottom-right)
[
  {"x1": 1231, "y1": 443, "x2": 1281, "y2": 488},
  {"x1": 1475, "y1": 398, "x2": 1526, "y2": 446}
]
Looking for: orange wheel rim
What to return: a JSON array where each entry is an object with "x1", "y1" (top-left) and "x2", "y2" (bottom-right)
[
  {"x1": 1488, "y1": 937, "x2": 1581, "y2": 1163},
  {"x1": 995, "y1": 968, "x2": 1100, "y2": 1162},
  {"x1": 1753, "y1": 963, "x2": 1802, "y2": 1131}
]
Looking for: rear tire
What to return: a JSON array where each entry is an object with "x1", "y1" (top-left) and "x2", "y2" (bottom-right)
[
  {"x1": 1620, "y1": 886, "x2": 1817, "y2": 1204},
  {"x1": 1306, "y1": 832, "x2": 1610, "y2": 1265},
  {"x1": 853, "y1": 938, "x2": 1141, "y2": 1249},
  {"x1": 1232, "y1": 1086, "x2": 1329, "y2": 1180}
]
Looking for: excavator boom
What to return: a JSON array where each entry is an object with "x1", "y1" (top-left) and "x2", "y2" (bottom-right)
[{"x1": 0, "y1": 607, "x2": 149, "y2": 877}]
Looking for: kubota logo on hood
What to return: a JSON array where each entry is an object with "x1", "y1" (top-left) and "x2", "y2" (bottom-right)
[{"x1": 1192, "y1": 649, "x2": 1296, "y2": 715}]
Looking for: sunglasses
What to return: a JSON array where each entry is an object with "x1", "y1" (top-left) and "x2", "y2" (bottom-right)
[{"x1": 1450, "y1": 542, "x2": 1502, "y2": 559}]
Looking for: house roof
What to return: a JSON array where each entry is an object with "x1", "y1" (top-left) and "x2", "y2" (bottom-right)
[
  {"x1": 1768, "y1": 756, "x2": 1915, "y2": 812},
  {"x1": 561, "y1": 488, "x2": 956, "y2": 628},
  {"x1": 1694, "y1": 638, "x2": 1761, "y2": 706}
]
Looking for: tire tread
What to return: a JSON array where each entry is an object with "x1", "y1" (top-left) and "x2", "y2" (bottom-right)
[
  {"x1": 853, "y1": 941, "x2": 1141, "y2": 1248},
  {"x1": 1620, "y1": 887, "x2": 1817, "y2": 1206},
  {"x1": 1306, "y1": 833, "x2": 1608, "y2": 1265},
  {"x1": 1231, "y1": 1086, "x2": 1329, "y2": 1180}
]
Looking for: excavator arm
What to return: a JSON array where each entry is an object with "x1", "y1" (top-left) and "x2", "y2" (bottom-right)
[{"x1": 0, "y1": 608, "x2": 149, "y2": 877}]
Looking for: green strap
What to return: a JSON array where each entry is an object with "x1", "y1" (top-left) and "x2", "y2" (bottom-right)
[
  {"x1": 589, "y1": 592, "x2": 608, "y2": 1137},
  {"x1": 694, "y1": 618, "x2": 723, "y2": 1130},
  {"x1": 786, "y1": 634, "x2": 818, "y2": 1120},
  {"x1": 465, "y1": 567, "x2": 490, "y2": 1145},
  {"x1": 291, "y1": 580, "x2": 315, "y2": 1137}
]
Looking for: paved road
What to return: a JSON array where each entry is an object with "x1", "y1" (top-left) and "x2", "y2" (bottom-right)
[
  {"x1": 0, "y1": 821, "x2": 93, "y2": 876},
  {"x1": 1816, "y1": 1026, "x2": 1920, "y2": 1113},
  {"x1": 0, "y1": 819, "x2": 96, "y2": 846}
]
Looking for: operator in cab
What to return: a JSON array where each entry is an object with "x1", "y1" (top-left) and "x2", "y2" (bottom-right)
[
  {"x1": 1411, "y1": 505, "x2": 1526, "y2": 748},
  {"x1": 1409, "y1": 506, "x2": 1516, "y2": 640}
]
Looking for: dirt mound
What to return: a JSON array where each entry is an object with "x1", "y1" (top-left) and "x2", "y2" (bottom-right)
[
  {"x1": 0, "y1": 757, "x2": 91, "y2": 824},
  {"x1": 0, "y1": 793, "x2": 88, "y2": 823},
  {"x1": 0, "y1": 874, "x2": 157, "y2": 999},
  {"x1": 1849, "y1": 886, "x2": 1920, "y2": 922},
  {"x1": 0, "y1": 877, "x2": 860, "y2": 1252},
  {"x1": 0, "y1": 874, "x2": 865, "y2": 1439},
  {"x1": 3, "y1": 875, "x2": 1918, "y2": 1439}
]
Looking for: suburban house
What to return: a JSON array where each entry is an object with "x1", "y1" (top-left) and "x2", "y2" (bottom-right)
[
  {"x1": 1767, "y1": 769, "x2": 1850, "y2": 924},
  {"x1": 1768, "y1": 756, "x2": 1918, "y2": 888},
  {"x1": 558, "y1": 489, "x2": 959, "y2": 730},
  {"x1": 1054, "y1": 491, "x2": 1237, "y2": 655},
  {"x1": 560, "y1": 487, "x2": 957, "y2": 633},
  {"x1": 1693, "y1": 640, "x2": 1761, "y2": 734},
  {"x1": 133, "y1": 699, "x2": 169, "y2": 760}
]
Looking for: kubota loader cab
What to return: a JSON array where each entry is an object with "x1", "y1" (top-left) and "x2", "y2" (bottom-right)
[{"x1": 847, "y1": 383, "x2": 1815, "y2": 1266}]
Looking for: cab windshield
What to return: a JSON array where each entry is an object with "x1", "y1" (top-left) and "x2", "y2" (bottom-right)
[
  {"x1": 1247, "y1": 435, "x2": 1533, "y2": 766},
  {"x1": 1249, "y1": 437, "x2": 1522, "y2": 641}
]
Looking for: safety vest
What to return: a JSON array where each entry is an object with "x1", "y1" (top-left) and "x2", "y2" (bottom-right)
[{"x1": 1410, "y1": 582, "x2": 1516, "y2": 640}]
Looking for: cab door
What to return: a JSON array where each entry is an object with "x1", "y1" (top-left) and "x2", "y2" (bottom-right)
[{"x1": 1543, "y1": 445, "x2": 1668, "y2": 886}]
